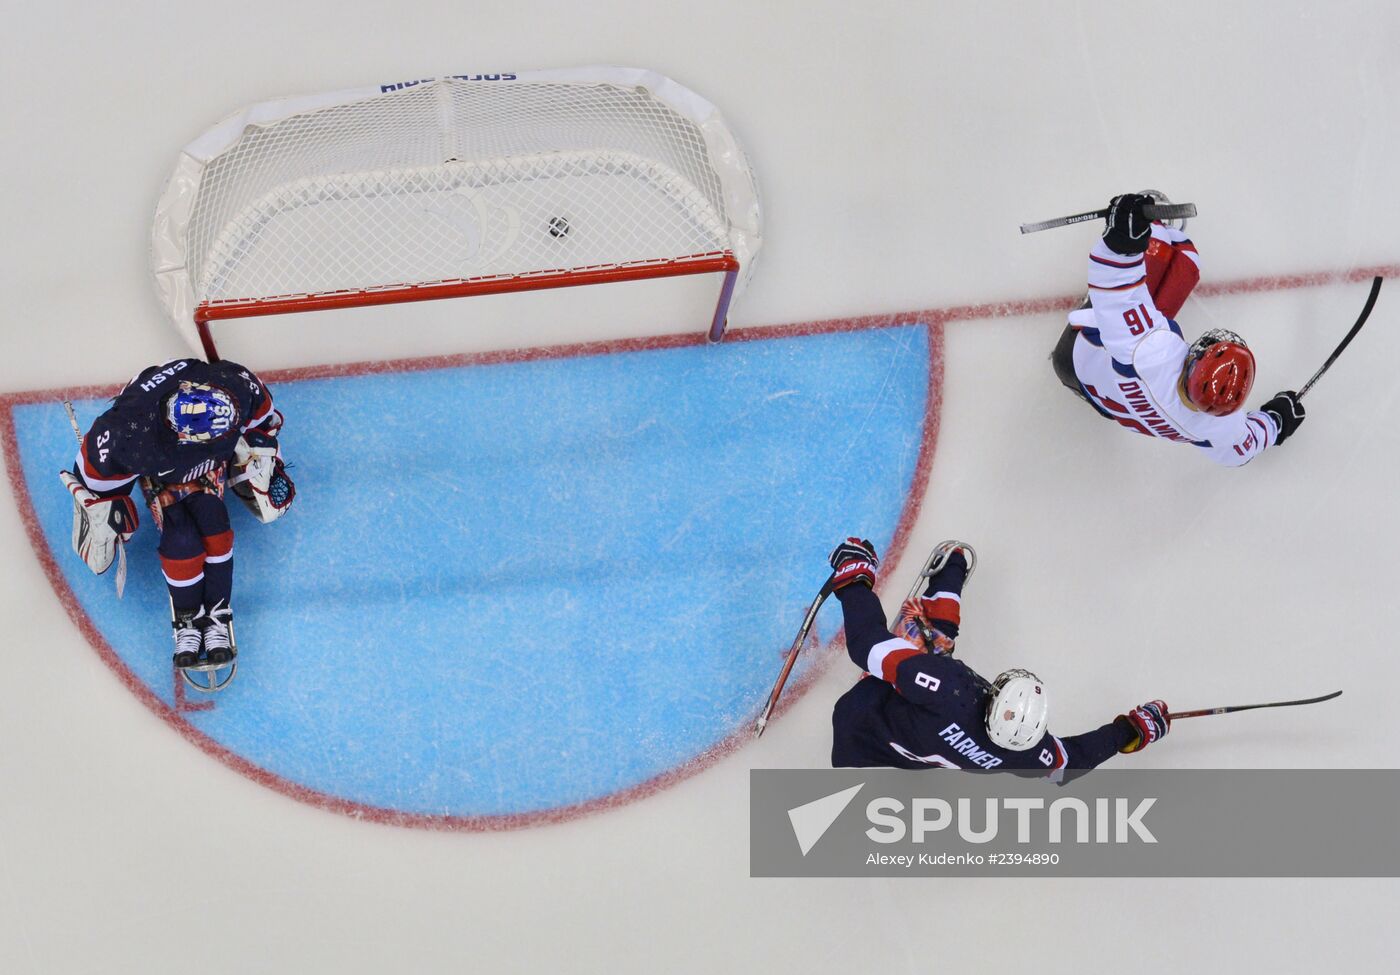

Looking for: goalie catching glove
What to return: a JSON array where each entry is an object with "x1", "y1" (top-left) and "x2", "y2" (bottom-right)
[
  {"x1": 58, "y1": 470, "x2": 137, "y2": 575},
  {"x1": 230, "y1": 433, "x2": 296, "y2": 524}
]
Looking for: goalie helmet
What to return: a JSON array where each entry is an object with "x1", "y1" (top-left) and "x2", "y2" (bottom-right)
[
  {"x1": 165, "y1": 381, "x2": 240, "y2": 443},
  {"x1": 985, "y1": 669, "x2": 1049, "y2": 751},
  {"x1": 1182, "y1": 329, "x2": 1255, "y2": 416}
]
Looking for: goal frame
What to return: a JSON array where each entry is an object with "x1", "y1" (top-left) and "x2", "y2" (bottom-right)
[{"x1": 152, "y1": 67, "x2": 761, "y2": 361}]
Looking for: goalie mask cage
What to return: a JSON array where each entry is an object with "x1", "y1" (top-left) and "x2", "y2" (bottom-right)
[{"x1": 151, "y1": 67, "x2": 763, "y2": 360}]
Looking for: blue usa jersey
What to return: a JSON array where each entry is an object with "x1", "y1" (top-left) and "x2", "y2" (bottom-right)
[
  {"x1": 76, "y1": 358, "x2": 279, "y2": 496},
  {"x1": 830, "y1": 584, "x2": 1131, "y2": 772}
]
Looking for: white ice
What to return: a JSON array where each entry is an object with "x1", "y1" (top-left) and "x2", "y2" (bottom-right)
[{"x1": 2, "y1": 2, "x2": 1397, "y2": 972}]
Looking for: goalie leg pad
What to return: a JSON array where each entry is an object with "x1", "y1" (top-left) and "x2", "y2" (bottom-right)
[{"x1": 58, "y1": 471, "x2": 137, "y2": 575}]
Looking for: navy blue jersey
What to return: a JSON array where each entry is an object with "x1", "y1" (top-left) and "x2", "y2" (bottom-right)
[
  {"x1": 76, "y1": 359, "x2": 278, "y2": 496},
  {"x1": 831, "y1": 584, "x2": 1131, "y2": 773}
]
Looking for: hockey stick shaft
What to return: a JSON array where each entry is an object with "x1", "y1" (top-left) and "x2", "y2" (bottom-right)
[
  {"x1": 1019, "y1": 203, "x2": 1197, "y2": 235},
  {"x1": 1297, "y1": 276, "x2": 1383, "y2": 399},
  {"x1": 1168, "y1": 690, "x2": 1341, "y2": 721},
  {"x1": 63, "y1": 401, "x2": 82, "y2": 445},
  {"x1": 754, "y1": 574, "x2": 836, "y2": 738}
]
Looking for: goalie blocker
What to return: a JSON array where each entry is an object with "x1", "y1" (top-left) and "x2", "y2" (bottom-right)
[{"x1": 59, "y1": 470, "x2": 138, "y2": 575}]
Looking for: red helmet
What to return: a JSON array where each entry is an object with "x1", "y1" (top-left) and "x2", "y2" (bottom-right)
[{"x1": 1183, "y1": 329, "x2": 1255, "y2": 415}]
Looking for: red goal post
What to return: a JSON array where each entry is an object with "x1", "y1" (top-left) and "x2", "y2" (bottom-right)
[{"x1": 151, "y1": 67, "x2": 763, "y2": 360}]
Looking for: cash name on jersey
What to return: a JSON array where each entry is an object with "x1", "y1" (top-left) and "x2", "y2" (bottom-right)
[{"x1": 138, "y1": 361, "x2": 188, "y2": 394}]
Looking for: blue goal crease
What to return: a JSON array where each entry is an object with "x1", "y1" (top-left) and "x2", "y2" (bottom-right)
[{"x1": 14, "y1": 323, "x2": 933, "y2": 818}]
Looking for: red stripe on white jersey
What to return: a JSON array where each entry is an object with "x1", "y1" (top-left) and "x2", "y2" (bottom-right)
[
  {"x1": 1089, "y1": 275, "x2": 1148, "y2": 292},
  {"x1": 1083, "y1": 384, "x2": 1130, "y2": 415}
]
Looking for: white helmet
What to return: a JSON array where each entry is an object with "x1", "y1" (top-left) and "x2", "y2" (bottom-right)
[{"x1": 986, "y1": 669, "x2": 1049, "y2": 751}]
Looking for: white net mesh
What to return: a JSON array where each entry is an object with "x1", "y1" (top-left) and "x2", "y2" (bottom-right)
[{"x1": 156, "y1": 72, "x2": 761, "y2": 327}]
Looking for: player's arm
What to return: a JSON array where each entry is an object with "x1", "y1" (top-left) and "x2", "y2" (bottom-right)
[
  {"x1": 1045, "y1": 723, "x2": 1135, "y2": 771},
  {"x1": 218, "y1": 363, "x2": 296, "y2": 523},
  {"x1": 828, "y1": 538, "x2": 908, "y2": 673},
  {"x1": 60, "y1": 413, "x2": 139, "y2": 575},
  {"x1": 827, "y1": 539, "x2": 972, "y2": 708},
  {"x1": 73, "y1": 414, "x2": 137, "y2": 496},
  {"x1": 1029, "y1": 701, "x2": 1173, "y2": 774},
  {"x1": 217, "y1": 360, "x2": 280, "y2": 442},
  {"x1": 1144, "y1": 223, "x2": 1200, "y2": 319},
  {"x1": 1086, "y1": 194, "x2": 1175, "y2": 365},
  {"x1": 1194, "y1": 390, "x2": 1304, "y2": 467},
  {"x1": 1194, "y1": 410, "x2": 1278, "y2": 467}
]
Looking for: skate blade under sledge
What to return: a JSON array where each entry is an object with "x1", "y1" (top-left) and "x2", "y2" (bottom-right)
[
  {"x1": 178, "y1": 658, "x2": 237, "y2": 692},
  {"x1": 170, "y1": 595, "x2": 237, "y2": 692}
]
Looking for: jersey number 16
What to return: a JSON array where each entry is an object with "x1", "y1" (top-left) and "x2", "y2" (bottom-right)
[{"x1": 1123, "y1": 304, "x2": 1155, "y2": 336}]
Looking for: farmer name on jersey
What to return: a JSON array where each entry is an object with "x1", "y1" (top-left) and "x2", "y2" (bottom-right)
[{"x1": 938, "y1": 722, "x2": 1004, "y2": 769}]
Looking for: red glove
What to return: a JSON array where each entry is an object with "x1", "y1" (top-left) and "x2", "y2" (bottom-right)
[
  {"x1": 828, "y1": 537, "x2": 878, "y2": 591},
  {"x1": 1116, "y1": 700, "x2": 1171, "y2": 754}
]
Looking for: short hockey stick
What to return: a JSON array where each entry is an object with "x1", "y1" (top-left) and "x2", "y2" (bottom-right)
[
  {"x1": 754, "y1": 573, "x2": 837, "y2": 738},
  {"x1": 1297, "y1": 276, "x2": 1383, "y2": 399},
  {"x1": 1168, "y1": 690, "x2": 1341, "y2": 721},
  {"x1": 1019, "y1": 203, "x2": 1198, "y2": 235},
  {"x1": 64, "y1": 401, "x2": 127, "y2": 598}
]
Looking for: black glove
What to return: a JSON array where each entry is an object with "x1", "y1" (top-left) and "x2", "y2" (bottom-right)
[
  {"x1": 1115, "y1": 700, "x2": 1171, "y2": 754},
  {"x1": 828, "y1": 537, "x2": 879, "y2": 591},
  {"x1": 1102, "y1": 193, "x2": 1155, "y2": 255},
  {"x1": 1259, "y1": 390, "x2": 1305, "y2": 445}
]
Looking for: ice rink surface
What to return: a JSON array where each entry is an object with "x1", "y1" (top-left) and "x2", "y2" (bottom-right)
[{"x1": 2, "y1": 1, "x2": 1398, "y2": 971}]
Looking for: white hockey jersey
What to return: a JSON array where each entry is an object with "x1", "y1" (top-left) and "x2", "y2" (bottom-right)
[{"x1": 1067, "y1": 230, "x2": 1278, "y2": 467}]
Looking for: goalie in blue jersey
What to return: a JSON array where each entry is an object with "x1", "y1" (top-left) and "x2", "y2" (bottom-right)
[{"x1": 60, "y1": 358, "x2": 296, "y2": 686}]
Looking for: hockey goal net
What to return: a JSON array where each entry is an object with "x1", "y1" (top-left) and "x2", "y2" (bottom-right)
[{"x1": 151, "y1": 67, "x2": 763, "y2": 360}]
